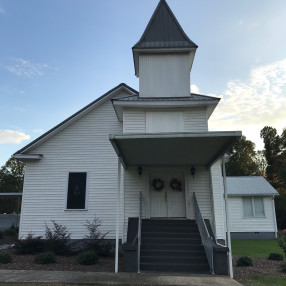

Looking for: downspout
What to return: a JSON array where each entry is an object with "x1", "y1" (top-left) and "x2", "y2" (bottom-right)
[
  {"x1": 272, "y1": 195, "x2": 278, "y2": 238},
  {"x1": 115, "y1": 158, "x2": 121, "y2": 273},
  {"x1": 222, "y1": 154, "x2": 233, "y2": 279}
]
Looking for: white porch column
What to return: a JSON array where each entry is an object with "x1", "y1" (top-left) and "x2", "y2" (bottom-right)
[
  {"x1": 222, "y1": 154, "x2": 233, "y2": 279},
  {"x1": 115, "y1": 158, "x2": 121, "y2": 273}
]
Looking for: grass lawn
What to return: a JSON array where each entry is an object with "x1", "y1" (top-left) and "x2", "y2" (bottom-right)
[
  {"x1": 232, "y1": 239, "x2": 284, "y2": 258},
  {"x1": 240, "y1": 275, "x2": 286, "y2": 286}
]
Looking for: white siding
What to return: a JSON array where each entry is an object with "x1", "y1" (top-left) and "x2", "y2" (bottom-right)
[
  {"x1": 228, "y1": 196, "x2": 276, "y2": 233},
  {"x1": 123, "y1": 108, "x2": 145, "y2": 133},
  {"x1": 210, "y1": 161, "x2": 226, "y2": 240},
  {"x1": 123, "y1": 108, "x2": 208, "y2": 134},
  {"x1": 188, "y1": 166, "x2": 213, "y2": 220},
  {"x1": 146, "y1": 111, "x2": 184, "y2": 132},
  {"x1": 20, "y1": 92, "x2": 128, "y2": 239},
  {"x1": 139, "y1": 54, "x2": 190, "y2": 98},
  {"x1": 184, "y1": 107, "x2": 208, "y2": 132}
]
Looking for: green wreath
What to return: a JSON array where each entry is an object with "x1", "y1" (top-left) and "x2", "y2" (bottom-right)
[
  {"x1": 170, "y1": 178, "x2": 182, "y2": 192},
  {"x1": 152, "y1": 178, "x2": 164, "y2": 191}
]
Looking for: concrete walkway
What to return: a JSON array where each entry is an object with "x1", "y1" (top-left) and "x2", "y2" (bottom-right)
[{"x1": 0, "y1": 269, "x2": 242, "y2": 286}]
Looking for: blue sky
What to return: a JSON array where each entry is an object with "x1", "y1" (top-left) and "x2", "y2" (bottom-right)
[{"x1": 1, "y1": 0, "x2": 286, "y2": 166}]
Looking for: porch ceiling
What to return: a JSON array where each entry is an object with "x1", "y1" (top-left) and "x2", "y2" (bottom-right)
[{"x1": 109, "y1": 131, "x2": 241, "y2": 168}]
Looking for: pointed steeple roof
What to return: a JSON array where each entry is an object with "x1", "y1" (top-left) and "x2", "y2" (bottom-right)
[{"x1": 133, "y1": 0, "x2": 198, "y2": 50}]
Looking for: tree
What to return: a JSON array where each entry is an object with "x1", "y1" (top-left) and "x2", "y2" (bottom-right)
[
  {"x1": 254, "y1": 150, "x2": 267, "y2": 177},
  {"x1": 0, "y1": 158, "x2": 24, "y2": 213},
  {"x1": 226, "y1": 136, "x2": 259, "y2": 176},
  {"x1": 260, "y1": 126, "x2": 286, "y2": 192}
]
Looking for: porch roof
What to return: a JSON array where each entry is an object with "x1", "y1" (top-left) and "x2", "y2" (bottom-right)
[{"x1": 109, "y1": 131, "x2": 242, "y2": 168}]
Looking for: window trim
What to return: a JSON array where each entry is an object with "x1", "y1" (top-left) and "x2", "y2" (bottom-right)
[
  {"x1": 65, "y1": 171, "x2": 89, "y2": 211},
  {"x1": 242, "y1": 196, "x2": 265, "y2": 219}
]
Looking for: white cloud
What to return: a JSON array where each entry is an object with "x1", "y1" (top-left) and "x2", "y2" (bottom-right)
[
  {"x1": 0, "y1": 130, "x2": 30, "y2": 144},
  {"x1": 190, "y1": 84, "x2": 200, "y2": 94},
  {"x1": 208, "y1": 59, "x2": 286, "y2": 149},
  {"x1": 4, "y1": 58, "x2": 49, "y2": 78}
]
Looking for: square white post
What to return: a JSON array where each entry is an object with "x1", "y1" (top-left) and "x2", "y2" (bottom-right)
[{"x1": 115, "y1": 158, "x2": 121, "y2": 273}]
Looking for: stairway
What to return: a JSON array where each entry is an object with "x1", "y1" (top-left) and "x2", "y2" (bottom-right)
[{"x1": 140, "y1": 219, "x2": 210, "y2": 273}]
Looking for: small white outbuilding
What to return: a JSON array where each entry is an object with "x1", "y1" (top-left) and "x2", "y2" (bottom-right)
[{"x1": 227, "y1": 176, "x2": 278, "y2": 239}]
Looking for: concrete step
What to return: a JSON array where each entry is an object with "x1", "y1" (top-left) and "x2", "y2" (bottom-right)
[
  {"x1": 141, "y1": 255, "x2": 208, "y2": 264},
  {"x1": 141, "y1": 237, "x2": 201, "y2": 245},
  {"x1": 142, "y1": 232, "x2": 200, "y2": 239},
  {"x1": 140, "y1": 262, "x2": 210, "y2": 273},
  {"x1": 141, "y1": 249, "x2": 206, "y2": 258}
]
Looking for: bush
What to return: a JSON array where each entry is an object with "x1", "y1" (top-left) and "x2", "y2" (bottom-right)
[
  {"x1": 236, "y1": 256, "x2": 253, "y2": 267},
  {"x1": 281, "y1": 262, "x2": 286, "y2": 273},
  {"x1": 83, "y1": 217, "x2": 111, "y2": 256},
  {"x1": 4, "y1": 228, "x2": 17, "y2": 236},
  {"x1": 278, "y1": 230, "x2": 286, "y2": 258},
  {"x1": 44, "y1": 220, "x2": 71, "y2": 255},
  {"x1": 34, "y1": 252, "x2": 56, "y2": 264},
  {"x1": 0, "y1": 253, "x2": 12, "y2": 264},
  {"x1": 0, "y1": 231, "x2": 3, "y2": 239},
  {"x1": 268, "y1": 252, "x2": 284, "y2": 261},
  {"x1": 77, "y1": 250, "x2": 98, "y2": 265},
  {"x1": 15, "y1": 233, "x2": 44, "y2": 254}
]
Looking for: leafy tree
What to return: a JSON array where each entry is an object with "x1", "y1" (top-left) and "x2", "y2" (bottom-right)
[
  {"x1": 260, "y1": 126, "x2": 286, "y2": 192},
  {"x1": 0, "y1": 158, "x2": 24, "y2": 213},
  {"x1": 226, "y1": 136, "x2": 259, "y2": 176},
  {"x1": 254, "y1": 150, "x2": 267, "y2": 177}
]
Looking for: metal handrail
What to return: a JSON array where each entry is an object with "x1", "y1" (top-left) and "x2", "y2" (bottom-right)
[
  {"x1": 137, "y1": 191, "x2": 142, "y2": 273},
  {"x1": 194, "y1": 193, "x2": 214, "y2": 274}
]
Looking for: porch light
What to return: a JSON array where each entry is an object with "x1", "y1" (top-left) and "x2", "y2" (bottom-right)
[
  {"x1": 138, "y1": 166, "x2": 143, "y2": 176},
  {"x1": 191, "y1": 166, "x2": 196, "y2": 180}
]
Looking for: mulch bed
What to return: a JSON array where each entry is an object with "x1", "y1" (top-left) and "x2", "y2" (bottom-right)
[
  {"x1": 233, "y1": 256, "x2": 286, "y2": 280},
  {"x1": 0, "y1": 236, "x2": 123, "y2": 272}
]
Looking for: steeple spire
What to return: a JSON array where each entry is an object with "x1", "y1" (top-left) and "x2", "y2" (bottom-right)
[
  {"x1": 132, "y1": 0, "x2": 197, "y2": 77},
  {"x1": 133, "y1": 0, "x2": 197, "y2": 50}
]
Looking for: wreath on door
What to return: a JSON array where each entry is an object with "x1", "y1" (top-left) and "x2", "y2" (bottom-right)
[
  {"x1": 170, "y1": 178, "x2": 182, "y2": 192},
  {"x1": 152, "y1": 178, "x2": 165, "y2": 191}
]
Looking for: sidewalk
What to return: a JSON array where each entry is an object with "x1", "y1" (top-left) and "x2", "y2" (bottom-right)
[{"x1": 0, "y1": 269, "x2": 242, "y2": 286}]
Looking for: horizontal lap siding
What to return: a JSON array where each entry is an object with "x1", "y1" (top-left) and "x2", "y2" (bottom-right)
[
  {"x1": 123, "y1": 108, "x2": 146, "y2": 133},
  {"x1": 20, "y1": 94, "x2": 127, "y2": 239},
  {"x1": 123, "y1": 107, "x2": 208, "y2": 133},
  {"x1": 228, "y1": 197, "x2": 276, "y2": 232},
  {"x1": 210, "y1": 161, "x2": 226, "y2": 240},
  {"x1": 184, "y1": 107, "x2": 208, "y2": 132},
  {"x1": 188, "y1": 167, "x2": 212, "y2": 220}
]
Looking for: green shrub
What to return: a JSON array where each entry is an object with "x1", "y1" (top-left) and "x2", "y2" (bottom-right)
[
  {"x1": 0, "y1": 231, "x2": 3, "y2": 239},
  {"x1": 237, "y1": 256, "x2": 253, "y2": 267},
  {"x1": 84, "y1": 217, "x2": 111, "y2": 256},
  {"x1": 281, "y1": 262, "x2": 286, "y2": 273},
  {"x1": 15, "y1": 233, "x2": 44, "y2": 254},
  {"x1": 77, "y1": 250, "x2": 98, "y2": 265},
  {"x1": 268, "y1": 252, "x2": 284, "y2": 261},
  {"x1": 0, "y1": 253, "x2": 12, "y2": 264},
  {"x1": 34, "y1": 252, "x2": 56, "y2": 264},
  {"x1": 4, "y1": 227, "x2": 17, "y2": 236},
  {"x1": 44, "y1": 220, "x2": 71, "y2": 255}
]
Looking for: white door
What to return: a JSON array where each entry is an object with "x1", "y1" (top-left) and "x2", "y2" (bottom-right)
[
  {"x1": 150, "y1": 172, "x2": 186, "y2": 218},
  {"x1": 167, "y1": 173, "x2": 186, "y2": 217},
  {"x1": 150, "y1": 172, "x2": 167, "y2": 217}
]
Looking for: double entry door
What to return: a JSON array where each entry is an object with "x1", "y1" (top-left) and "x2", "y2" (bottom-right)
[{"x1": 150, "y1": 172, "x2": 186, "y2": 218}]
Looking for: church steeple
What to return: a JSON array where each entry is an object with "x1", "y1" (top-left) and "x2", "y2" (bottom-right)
[
  {"x1": 133, "y1": 0, "x2": 198, "y2": 98},
  {"x1": 133, "y1": 0, "x2": 197, "y2": 77}
]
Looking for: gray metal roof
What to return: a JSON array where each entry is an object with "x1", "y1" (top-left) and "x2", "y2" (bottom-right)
[
  {"x1": 113, "y1": 93, "x2": 220, "y2": 103},
  {"x1": 133, "y1": 0, "x2": 197, "y2": 50},
  {"x1": 226, "y1": 176, "x2": 278, "y2": 196}
]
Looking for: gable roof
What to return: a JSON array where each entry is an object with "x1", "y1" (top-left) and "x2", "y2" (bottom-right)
[
  {"x1": 226, "y1": 176, "x2": 278, "y2": 196},
  {"x1": 133, "y1": 0, "x2": 198, "y2": 50},
  {"x1": 14, "y1": 83, "x2": 138, "y2": 155}
]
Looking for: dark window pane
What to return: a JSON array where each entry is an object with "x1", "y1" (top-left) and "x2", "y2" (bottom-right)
[{"x1": 67, "y1": 173, "x2": 86, "y2": 209}]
